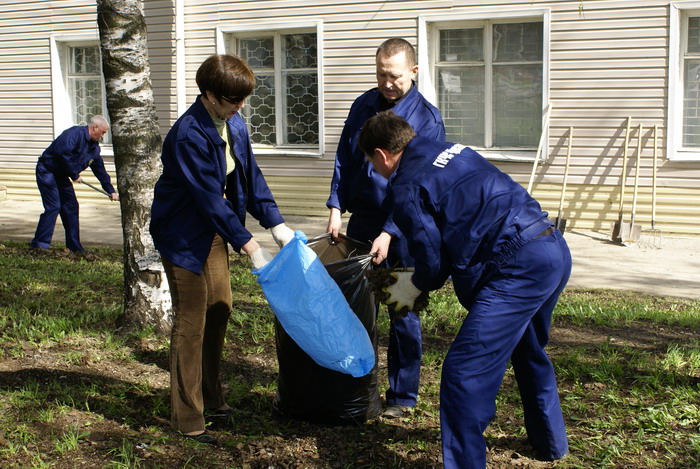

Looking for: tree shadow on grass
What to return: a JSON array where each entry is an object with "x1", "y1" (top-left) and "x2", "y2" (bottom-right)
[{"x1": 0, "y1": 368, "x2": 170, "y2": 428}]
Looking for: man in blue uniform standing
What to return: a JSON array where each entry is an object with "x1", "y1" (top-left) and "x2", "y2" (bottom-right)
[
  {"x1": 30, "y1": 115, "x2": 118, "y2": 254},
  {"x1": 326, "y1": 38, "x2": 445, "y2": 418},
  {"x1": 359, "y1": 111, "x2": 570, "y2": 468}
]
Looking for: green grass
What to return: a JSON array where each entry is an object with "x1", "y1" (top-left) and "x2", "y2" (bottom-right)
[
  {"x1": 0, "y1": 240, "x2": 698, "y2": 468},
  {"x1": 555, "y1": 288, "x2": 700, "y2": 326},
  {"x1": 0, "y1": 243, "x2": 123, "y2": 350}
]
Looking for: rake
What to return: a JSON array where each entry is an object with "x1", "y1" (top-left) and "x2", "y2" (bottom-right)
[
  {"x1": 553, "y1": 126, "x2": 573, "y2": 232},
  {"x1": 81, "y1": 180, "x2": 111, "y2": 198},
  {"x1": 527, "y1": 104, "x2": 552, "y2": 195},
  {"x1": 643, "y1": 124, "x2": 663, "y2": 249},
  {"x1": 620, "y1": 123, "x2": 643, "y2": 246},
  {"x1": 610, "y1": 117, "x2": 632, "y2": 243}
]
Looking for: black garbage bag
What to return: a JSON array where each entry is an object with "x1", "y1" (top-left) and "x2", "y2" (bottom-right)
[{"x1": 273, "y1": 233, "x2": 382, "y2": 425}]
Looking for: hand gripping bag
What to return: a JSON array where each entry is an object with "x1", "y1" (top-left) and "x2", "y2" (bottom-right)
[{"x1": 253, "y1": 231, "x2": 374, "y2": 378}]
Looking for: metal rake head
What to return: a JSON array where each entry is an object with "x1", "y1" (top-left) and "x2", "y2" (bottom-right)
[{"x1": 639, "y1": 225, "x2": 663, "y2": 249}]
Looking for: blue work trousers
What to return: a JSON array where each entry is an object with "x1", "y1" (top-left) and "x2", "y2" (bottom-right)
[
  {"x1": 31, "y1": 162, "x2": 83, "y2": 252},
  {"x1": 441, "y1": 230, "x2": 571, "y2": 469},
  {"x1": 347, "y1": 212, "x2": 422, "y2": 407}
]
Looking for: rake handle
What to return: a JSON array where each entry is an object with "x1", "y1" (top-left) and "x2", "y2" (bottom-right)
[
  {"x1": 527, "y1": 104, "x2": 552, "y2": 194},
  {"x1": 81, "y1": 180, "x2": 111, "y2": 198},
  {"x1": 618, "y1": 117, "x2": 632, "y2": 218},
  {"x1": 651, "y1": 124, "x2": 658, "y2": 227},
  {"x1": 557, "y1": 127, "x2": 573, "y2": 217},
  {"x1": 630, "y1": 123, "x2": 643, "y2": 224}
]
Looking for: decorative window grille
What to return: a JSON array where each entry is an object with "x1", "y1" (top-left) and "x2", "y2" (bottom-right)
[
  {"x1": 66, "y1": 45, "x2": 110, "y2": 143},
  {"x1": 237, "y1": 32, "x2": 319, "y2": 148}
]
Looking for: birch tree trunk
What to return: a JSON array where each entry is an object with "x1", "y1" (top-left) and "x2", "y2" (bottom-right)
[{"x1": 96, "y1": 0, "x2": 172, "y2": 333}]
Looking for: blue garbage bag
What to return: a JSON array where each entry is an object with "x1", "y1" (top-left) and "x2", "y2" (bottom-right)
[{"x1": 253, "y1": 231, "x2": 375, "y2": 377}]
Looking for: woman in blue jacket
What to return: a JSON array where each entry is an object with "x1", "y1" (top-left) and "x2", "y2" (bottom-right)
[
  {"x1": 359, "y1": 111, "x2": 570, "y2": 468},
  {"x1": 150, "y1": 54, "x2": 294, "y2": 444}
]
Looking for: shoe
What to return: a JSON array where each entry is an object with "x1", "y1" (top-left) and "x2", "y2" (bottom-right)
[
  {"x1": 382, "y1": 405, "x2": 407, "y2": 419},
  {"x1": 29, "y1": 246, "x2": 48, "y2": 255},
  {"x1": 205, "y1": 407, "x2": 233, "y2": 418},
  {"x1": 536, "y1": 450, "x2": 569, "y2": 462},
  {"x1": 205, "y1": 408, "x2": 234, "y2": 428},
  {"x1": 183, "y1": 431, "x2": 219, "y2": 445},
  {"x1": 71, "y1": 249, "x2": 97, "y2": 260}
]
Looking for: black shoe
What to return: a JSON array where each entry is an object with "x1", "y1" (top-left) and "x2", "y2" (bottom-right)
[
  {"x1": 183, "y1": 431, "x2": 219, "y2": 445},
  {"x1": 205, "y1": 408, "x2": 234, "y2": 428},
  {"x1": 382, "y1": 405, "x2": 408, "y2": 419}
]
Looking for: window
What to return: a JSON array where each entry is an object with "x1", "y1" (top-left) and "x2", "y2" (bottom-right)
[
  {"x1": 669, "y1": 3, "x2": 700, "y2": 160},
  {"x1": 50, "y1": 37, "x2": 111, "y2": 145},
  {"x1": 67, "y1": 46, "x2": 107, "y2": 129},
  {"x1": 419, "y1": 12, "x2": 549, "y2": 160},
  {"x1": 436, "y1": 21, "x2": 542, "y2": 148},
  {"x1": 227, "y1": 29, "x2": 321, "y2": 155},
  {"x1": 683, "y1": 17, "x2": 700, "y2": 147}
]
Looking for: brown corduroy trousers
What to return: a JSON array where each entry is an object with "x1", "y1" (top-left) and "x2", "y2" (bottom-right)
[{"x1": 162, "y1": 235, "x2": 232, "y2": 433}]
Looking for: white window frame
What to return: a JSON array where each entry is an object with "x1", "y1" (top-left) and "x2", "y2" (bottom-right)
[
  {"x1": 216, "y1": 22, "x2": 324, "y2": 158},
  {"x1": 669, "y1": 2, "x2": 700, "y2": 161},
  {"x1": 418, "y1": 9, "x2": 550, "y2": 162},
  {"x1": 49, "y1": 34, "x2": 112, "y2": 155}
]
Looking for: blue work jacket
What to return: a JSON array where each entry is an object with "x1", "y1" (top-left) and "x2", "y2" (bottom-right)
[
  {"x1": 326, "y1": 84, "x2": 445, "y2": 234},
  {"x1": 150, "y1": 96, "x2": 284, "y2": 273},
  {"x1": 38, "y1": 125, "x2": 115, "y2": 193},
  {"x1": 385, "y1": 137, "x2": 551, "y2": 303}
]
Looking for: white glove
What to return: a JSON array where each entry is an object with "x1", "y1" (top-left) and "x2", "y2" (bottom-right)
[
  {"x1": 383, "y1": 271, "x2": 422, "y2": 313},
  {"x1": 249, "y1": 247, "x2": 274, "y2": 270},
  {"x1": 270, "y1": 223, "x2": 295, "y2": 248}
]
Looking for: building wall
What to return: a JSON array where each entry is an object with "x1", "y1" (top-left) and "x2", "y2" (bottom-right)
[
  {"x1": 172, "y1": 0, "x2": 700, "y2": 234},
  {"x1": 0, "y1": 0, "x2": 175, "y2": 171},
  {"x1": 4, "y1": 163, "x2": 697, "y2": 235},
  {"x1": 0, "y1": 0, "x2": 94, "y2": 171},
  {"x1": 0, "y1": 0, "x2": 699, "y2": 235},
  {"x1": 140, "y1": 0, "x2": 179, "y2": 137}
]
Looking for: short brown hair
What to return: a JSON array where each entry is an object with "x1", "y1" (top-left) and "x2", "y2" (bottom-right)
[
  {"x1": 196, "y1": 54, "x2": 255, "y2": 102},
  {"x1": 359, "y1": 111, "x2": 416, "y2": 156},
  {"x1": 376, "y1": 38, "x2": 416, "y2": 67}
]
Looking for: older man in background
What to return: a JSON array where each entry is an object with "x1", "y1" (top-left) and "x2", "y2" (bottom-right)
[{"x1": 30, "y1": 115, "x2": 118, "y2": 254}]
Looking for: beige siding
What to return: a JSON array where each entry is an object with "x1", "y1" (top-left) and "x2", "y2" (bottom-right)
[
  {"x1": 532, "y1": 182, "x2": 700, "y2": 236},
  {"x1": 176, "y1": 0, "x2": 700, "y2": 234},
  {"x1": 0, "y1": 0, "x2": 75, "y2": 170},
  {"x1": 265, "y1": 175, "x2": 330, "y2": 217},
  {"x1": 0, "y1": 0, "x2": 176, "y2": 171},
  {"x1": 143, "y1": 1, "x2": 178, "y2": 136},
  {"x1": 1, "y1": 1, "x2": 699, "y2": 235}
]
